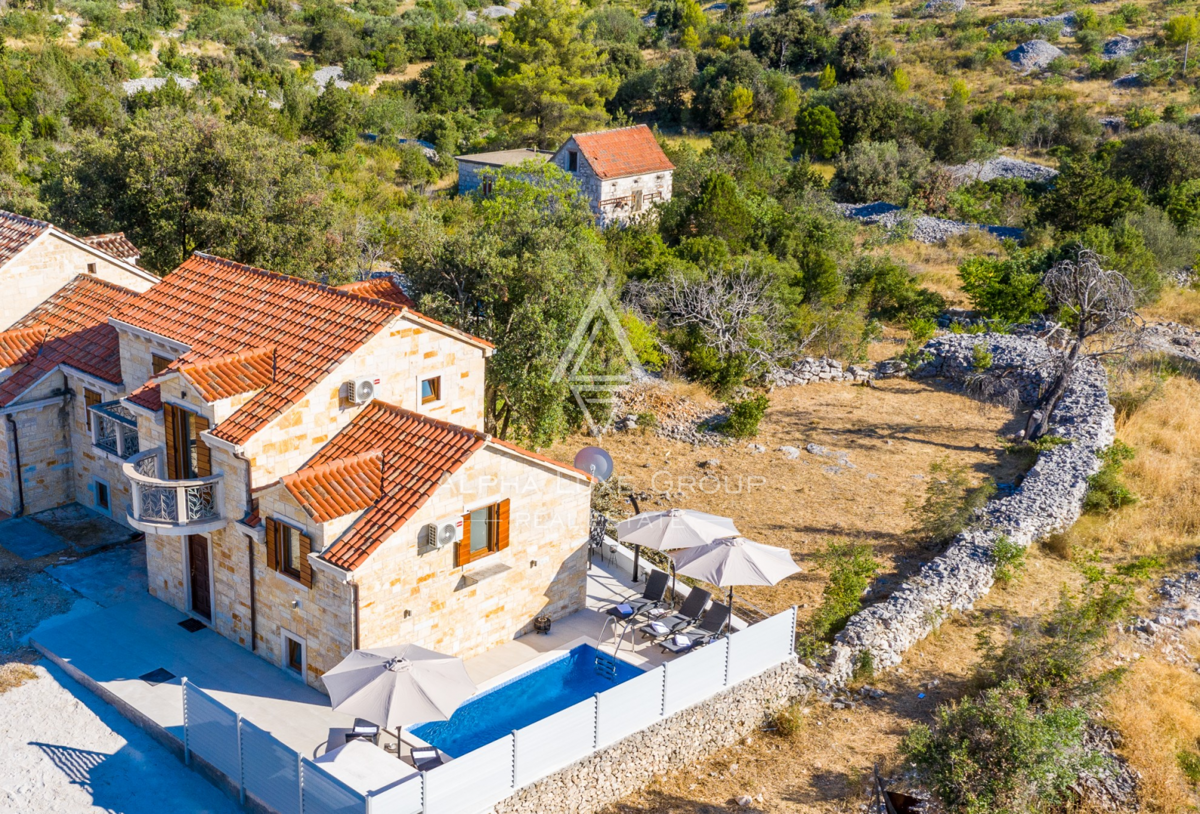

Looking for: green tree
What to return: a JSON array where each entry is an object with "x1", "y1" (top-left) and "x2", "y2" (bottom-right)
[
  {"x1": 958, "y1": 252, "x2": 1048, "y2": 323},
  {"x1": 415, "y1": 55, "x2": 474, "y2": 114},
  {"x1": 1041, "y1": 150, "x2": 1143, "y2": 232},
  {"x1": 304, "y1": 85, "x2": 363, "y2": 152},
  {"x1": 402, "y1": 163, "x2": 621, "y2": 444},
  {"x1": 1164, "y1": 15, "x2": 1199, "y2": 47},
  {"x1": 681, "y1": 172, "x2": 755, "y2": 251},
  {"x1": 817, "y1": 63, "x2": 837, "y2": 90},
  {"x1": 834, "y1": 24, "x2": 872, "y2": 80},
  {"x1": 794, "y1": 105, "x2": 842, "y2": 159},
  {"x1": 493, "y1": 0, "x2": 618, "y2": 147}
]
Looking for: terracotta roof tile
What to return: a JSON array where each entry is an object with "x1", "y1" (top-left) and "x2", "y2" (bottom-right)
[
  {"x1": 336, "y1": 278, "x2": 416, "y2": 308},
  {"x1": 316, "y1": 402, "x2": 485, "y2": 570},
  {"x1": 568, "y1": 125, "x2": 674, "y2": 181},
  {"x1": 127, "y1": 382, "x2": 162, "y2": 411},
  {"x1": 487, "y1": 437, "x2": 595, "y2": 482},
  {"x1": 179, "y1": 346, "x2": 275, "y2": 402},
  {"x1": 0, "y1": 210, "x2": 51, "y2": 268},
  {"x1": 116, "y1": 253, "x2": 490, "y2": 444},
  {"x1": 282, "y1": 449, "x2": 384, "y2": 523},
  {"x1": 81, "y1": 232, "x2": 142, "y2": 262},
  {"x1": 0, "y1": 326, "x2": 47, "y2": 368},
  {"x1": 0, "y1": 276, "x2": 142, "y2": 406}
]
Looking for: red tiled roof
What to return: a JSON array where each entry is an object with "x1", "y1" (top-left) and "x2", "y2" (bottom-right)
[
  {"x1": 336, "y1": 278, "x2": 416, "y2": 309},
  {"x1": 0, "y1": 276, "x2": 142, "y2": 406},
  {"x1": 0, "y1": 210, "x2": 51, "y2": 268},
  {"x1": 81, "y1": 232, "x2": 141, "y2": 262},
  {"x1": 179, "y1": 346, "x2": 275, "y2": 402},
  {"x1": 281, "y1": 449, "x2": 384, "y2": 523},
  {"x1": 115, "y1": 253, "x2": 491, "y2": 444},
  {"x1": 127, "y1": 382, "x2": 162, "y2": 412},
  {"x1": 568, "y1": 125, "x2": 674, "y2": 181},
  {"x1": 488, "y1": 437, "x2": 595, "y2": 482},
  {"x1": 0, "y1": 327, "x2": 47, "y2": 368},
  {"x1": 317, "y1": 402, "x2": 486, "y2": 570}
]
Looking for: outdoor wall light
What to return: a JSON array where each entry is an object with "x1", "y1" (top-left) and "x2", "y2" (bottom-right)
[
  {"x1": 403, "y1": 609, "x2": 413, "y2": 618},
  {"x1": 529, "y1": 559, "x2": 539, "y2": 569},
  {"x1": 292, "y1": 599, "x2": 301, "y2": 609}
]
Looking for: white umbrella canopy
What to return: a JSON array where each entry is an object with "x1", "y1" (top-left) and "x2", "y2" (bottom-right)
[
  {"x1": 670, "y1": 536, "x2": 801, "y2": 621},
  {"x1": 616, "y1": 508, "x2": 739, "y2": 551},
  {"x1": 322, "y1": 644, "x2": 477, "y2": 730}
]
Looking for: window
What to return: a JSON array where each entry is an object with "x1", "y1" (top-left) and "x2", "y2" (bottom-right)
[
  {"x1": 481, "y1": 179, "x2": 493, "y2": 196},
  {"x1": 567, "y1": 150, "x2": 578, "y2": 172},
  {"x1": 152, "y1": 354, "x2": 173, "y2": 375},
  {"x1": 84, "y1": 388, "x2": 101, "y2": 431},
  {"x1": 86, "y1": 262, "x2": 97, "y2": 275},
  {"x1": 420, "y1": 376, "x2": 441, "y2": 406},
  {"x1": 632, "y1": 189, "x2": 644, "y2": 213},
  {"x1": 455, "y1": 498, "x2": 510, "y2": 566},
  {"x1": 164, "y1": 404, "x2": 210, "y2": 480},
  {"x1": 94, "y1": 480, "x2": 110, "y2": 513},
  {"x1": 282, "y1": 632, "x2": 305, "y2": 676},
  {"x1": 266, "y1": 517, "x2": 313, "y2": 588}
]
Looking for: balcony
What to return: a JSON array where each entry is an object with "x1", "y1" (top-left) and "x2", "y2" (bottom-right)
[
  {"x1": 122, "y1": 448, "x2": 225, "y2": 535},
  {"x1": 90, "y1": 401, "x2": 140, "y2": 460}
]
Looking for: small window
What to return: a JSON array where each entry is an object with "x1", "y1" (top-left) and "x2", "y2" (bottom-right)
[
  {"x1": 481, "y1": 179, "x2": 493, "y2": 196},
  {"x1": 567, "y1": 150, "x2": 578, "y2": 172},
  {"x1": 421, "y1": 376, "x2": 441, "y2": 406},
  {"x1": 94, "y1": 480, "x2": 110, "y2": 512},
  {"x1": 632, "y1": 189, "x2": 644, "y2": 213},
  {"x1": 86, "y1": 262, "x2": 97, "y2": 275},
  {"x1": 455, "y1": 499, "x2": 510, "y2": 566},
  {"x1": 152, "y1": 354, "x2": 172, "y2": 375},
  {"x1": 84, "y1": 388, "x2": 101, "y2": 431},
  {"x1": 284, "y1": 635, "x2": 304, "y2": 675},
  {"x1": 281, "y1": 524, "x2": 301, "y2": 578}
]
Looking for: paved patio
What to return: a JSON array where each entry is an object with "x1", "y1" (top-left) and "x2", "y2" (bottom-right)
[{"x1": 30, "y1": 546, "x2": 698, "y2": 761}]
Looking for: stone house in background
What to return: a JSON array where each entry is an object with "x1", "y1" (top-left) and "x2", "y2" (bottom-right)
[
  {"x1": 455, "y1": 124, "x2": 675, "y2": 226},
  {"x1": 0, "y1": 210, "x2": 156, "y2": 331},
  {"x1": 102, "y1": 253, "x2": 594, "y2": 690}
]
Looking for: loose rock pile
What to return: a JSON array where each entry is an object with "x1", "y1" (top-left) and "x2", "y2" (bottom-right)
[
  {"x1": 1006, "y1": 39, "x2": 1066, "y2": 72},
  {"x1": 827, "y1": 333, "x2": 1116, "y2": 683},
  {"x1": 1125, "y1": 571, "x2": 1200, "y2": 670},
  {"x1": 837, "y1": 202, "x2": 1025, "y2": 243},
  {"x1": 1101, "y1": 35, "x2": 1140, "y2": 60},
  {"x1": 946, "y1": 156, "x2": 1058, "y2": 185},
  {"x1": 1140, "y1": 321, "x2": 1200, "y2": 367},
  {"x1": 922, "y1": 0, "x2": 965, "y2": 15},
  {"x1": 990, "y1": 11, "x2": 1075, "y2": 34},
  {"x1": 611, "y1": 379, "x2": 729, "y2": 446}
]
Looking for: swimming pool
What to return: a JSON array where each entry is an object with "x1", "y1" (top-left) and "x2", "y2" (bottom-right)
[{"x1": 409, "y1": 644, "x2": 643, "y2": 757}]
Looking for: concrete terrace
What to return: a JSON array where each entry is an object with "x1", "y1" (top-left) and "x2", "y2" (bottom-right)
[{"x1": 30, "y1": 550, "x2": 687, "y2": 761}]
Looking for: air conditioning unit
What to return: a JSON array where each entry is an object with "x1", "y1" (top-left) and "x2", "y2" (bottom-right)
[
  {"x1": 425, "y1": 516, "x2": 463, "y2": 549},
  {"x1": 346, "y1": 375, "x2": 380, "y2": 405}
]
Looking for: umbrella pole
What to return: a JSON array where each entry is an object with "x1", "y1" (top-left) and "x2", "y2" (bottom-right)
[
  {"x1": 671, "y1": 561, "x2": 676, "y2": 606},
  {"x1": 632, "y1": 544, "x2": 641, "y2": 584},
  {"x1": 728, "y1": 587, "x2": 734, "y2": 633}
]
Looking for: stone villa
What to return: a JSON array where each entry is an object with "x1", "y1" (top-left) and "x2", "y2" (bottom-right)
[
  {"x1": 0, "y1": 238, "x2": 593, "y2": 690},
  {"x1": 456, "y1": 124, "x2": 675, "y2": 226}
]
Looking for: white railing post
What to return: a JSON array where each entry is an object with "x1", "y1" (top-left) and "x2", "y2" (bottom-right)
[
  {"x1": 724, "y1": 630, "x2": 731, "y2": 687},
  {"x1": 789, "y1": 605, "x2": 798, "y2": 656},
  {"x1": 420, "y1": 770, "x2": 428, "y2": 814},
  {"x1": 593, "y1": 692, "x2": 601, "y2": 749},
  {"x1": 181, "y1": 677, "x2": 190, "y2": 765},
  {"x1": 236, "y1": 713, "x2": 245, "y2": 804},
  {"x1": 510, "y1": 730, "x2": 518, "y2": 788},
  {"x1": 660, "y1": 664, "x2": 668, "y2": 716},
  {"x1": 364, "y1": 791, "x2": 373, "y2": 814},
  {"x1": 298, "y1": 751, "x2": 305, "y2": 814},
  {"x1": 177, "y1": 484, "x2": 188, "y2": 524}
]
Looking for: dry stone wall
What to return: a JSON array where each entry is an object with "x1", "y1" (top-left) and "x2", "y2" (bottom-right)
[{"x1": 827, "y1": 333, "x2": 1115, "y2": 682}]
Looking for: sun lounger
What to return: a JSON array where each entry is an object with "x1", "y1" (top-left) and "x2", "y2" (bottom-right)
[
  {"x1": 607, "y1": 570, "x2": 669, "y2": 620},
  {"x1": 639, "y1": 588, "x2": 711, "y2": 641},
  {"x1": 658, "y1": 602, "x2": 730, "y2": 654}
]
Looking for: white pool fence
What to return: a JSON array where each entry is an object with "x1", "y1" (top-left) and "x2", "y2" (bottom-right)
[{"x1": 180, "y1": 606, "x2": 797, "y2": 814}]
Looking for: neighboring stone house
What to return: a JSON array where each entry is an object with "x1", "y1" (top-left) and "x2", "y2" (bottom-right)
[
  {"x1": 550, "y1": 125, "x2": 674, "y2": 226},
  {"x1": 101, "y1": 253, "x2": 593, "y2": 690},
  {"x1": 0, "y1": 210, "x2": 157, "y2": 331},
  {"x1": 456, "y1": 126, "x2": 674, "y2": 226},
  {"x1": 454, "y1": 147, "x2": 552, "y2": 195}
]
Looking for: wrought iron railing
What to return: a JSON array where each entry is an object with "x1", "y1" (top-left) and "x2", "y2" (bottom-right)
[
  {"x1": 123, "y1": 448, "x2": 223, "y2": 531},
  {"x1": 90, "y1": 401, "x2": 141, "y2": 460}
]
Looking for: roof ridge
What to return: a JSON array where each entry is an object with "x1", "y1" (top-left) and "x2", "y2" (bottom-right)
[
  {"x1": 572, "y1": 123, "x2": 653, "y2": 138},
  {"x1": 190, "y1": 252, "x2": 405, "y2": 313},
  {"x1": 0, "y1": 208, "x2": 52, "y2": 230},
  {"x1": 61, "y1": 273, "x2": 142, "y2": 297},
  {"x1": 282, "y1": 448, "x2": 383, "y2": 484}
]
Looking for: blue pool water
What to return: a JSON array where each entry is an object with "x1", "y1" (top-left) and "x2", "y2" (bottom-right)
[{"x1": 409, "y1": 644, "x2": 643, "y2": 757}]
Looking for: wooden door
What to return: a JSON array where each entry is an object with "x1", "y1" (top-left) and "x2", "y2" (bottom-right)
[{"x1": 188, "y1": 534, "x2": 211, "y2": 620}]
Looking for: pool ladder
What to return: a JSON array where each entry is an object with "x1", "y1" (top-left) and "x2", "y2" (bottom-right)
[
  {"x1": 594, "y1": 651, "x2": 619, "y2": 681},
  {"x1": 597, "y1": 614, "x2": 638, "y2": 658}
]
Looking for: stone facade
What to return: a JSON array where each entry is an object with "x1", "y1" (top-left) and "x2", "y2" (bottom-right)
[
  {"x1": 0, "y1": 372, "x2": 73, "y2": 515},
  {"x1": 0, "y1": 232, "x2": 155, "y2": 331},
  {"x1": 551, "y1": 136, "x2": 672, "y2": 227}
]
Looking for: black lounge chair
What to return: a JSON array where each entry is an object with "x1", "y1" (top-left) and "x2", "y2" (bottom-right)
[
  {"x1": 607, "y1": 570, "x2": 669, "y2": 620},
  {"x1": 659, "y1": 602, "x2": 730, "y2": 655},
  {"x1": 639, "y1": 588, "x2": 711, "y2": 641}
]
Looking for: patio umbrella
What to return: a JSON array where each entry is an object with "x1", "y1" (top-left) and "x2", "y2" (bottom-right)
[
  {"x1": 617, "y1": 508, "x2": 739, "y2": 595},
  {"x1": 323, "y1": 644, "x2": 476, "y2": 736},
  {"x1": 670, "y1": 536, "x2": 800, "y2": 626}
]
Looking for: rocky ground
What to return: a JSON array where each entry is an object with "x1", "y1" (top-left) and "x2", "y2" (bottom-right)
[
  {"x1": 837, "y1": 202, "x2": 1025, "y2": 244},
  {"x1": 946, "y1": 156, "x2": 1058, "y2": 185},
  {"x1": 1006, "y1": 39, "x2": 1067, "y2": 72}
]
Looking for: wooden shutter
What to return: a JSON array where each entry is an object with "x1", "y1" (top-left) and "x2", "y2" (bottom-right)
[
  {"x1": 192, "y1": 414, "x2": 211, "y2": 477},
  {"x1": 84, "y1": 389, "x2": 100, "y2": 431},
  {"x1": 266, "y1": 517, "x2": 278, "y2": 571},
  {"x1": 495, "y1": 499, "x2": 510, "y2": 551},
  {"x1": 164, "y1": 404, "x2": 178, "y2": 480},
  {"x1": 298, "y1": 532, "x2": 313, "y2": 589},
  {"x1": 455, "y1": 512, "x2": 470, "y2": 567}
]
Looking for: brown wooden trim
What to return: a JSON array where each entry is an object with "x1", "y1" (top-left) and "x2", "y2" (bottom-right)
[
  {"x1": 455, "y1": 511, "x2": 470, "y2": 567},
  {"x1": 164, "y1": 403, "x2": 178, "y2": 480},
  {"x1": 192, "y1": 414, "x2": 211, "y2": 477},
  {"x1": 84, "y1": 388, "x2": 101, "y2": 431},
  {"x1": 266, "y1": 517, "x2": 278, "y2": 571},
  {"x1": 496, "y1": 498, "x2": 510, "y2": 551},
  {"x1": 298, "y1": 532, "x2": 313, "y2": 589}
]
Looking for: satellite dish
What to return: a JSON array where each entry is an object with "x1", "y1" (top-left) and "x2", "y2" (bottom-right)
[{"x1": 574, "y1": 446, "x2": 614, "y2": 481}]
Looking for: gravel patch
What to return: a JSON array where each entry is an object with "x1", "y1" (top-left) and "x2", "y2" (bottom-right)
[
  {"x1": 121, "y1": 75, "x2": 197, "y2": 96},
  {"x1": 946, "y1": 156, "x2": 1058, "y2": 185},
  {"x1": 837, "y1": 202, "x2": 1025, "y2": 243},
  {"x1": 1006, "y1": 39, "x2": 1066, "y2": 72},
  {"x1": 0, "y1": 661, "x2": 239, "y2": 813}
]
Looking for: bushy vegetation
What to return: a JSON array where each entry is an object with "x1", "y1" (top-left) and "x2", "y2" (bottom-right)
[
  {"x1": 721, "y1": 393, "x2": 770, "y2": 438},
  {"x1": 1083, "y1": 439, "x2": 1138, "y2": 513},
  {"x1": 804, "y1": 540, "x2": 880, "y2": 644},
  {"x1": 909, "y1": 459, "x2": 996, "y2": 549}
]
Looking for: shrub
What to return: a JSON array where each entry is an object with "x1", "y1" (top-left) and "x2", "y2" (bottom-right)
[
  {"x1": 971, "y1": 341, "x2": 992, "y2": 371},
  {"x1": 958, "y1": 252, "x2": 1047, "y2": 323},
  {"x1": 832, "y1": 139, "x2": 930, "y2": 205},
  {"x1": 907, "y1": 316, "x2": 937, "y2": 344},
  {"x1": 990, "y1": 535, "x2": 1025, "y2": 585},
  {"x1": 770, "y1": 701, "x2": 807, "y2": 737},
  {"x1": 794, "y1": 105, "x2": 842, "y2": 159},
  {"x1": 902, "y1": 680, "x2": 1103, "y2": 814},
  {"x1": 343, "y1": 57, "x2": 378, "y2": 85},
  {"x1": 849, "y1": 256, "x2": 946, "y2": 321},
  {"x1": 1083, "y1": 439, "x2": 1137, "y2": 513},
  {"x1": 721, "y1": 394, "x2": 770, "y2": 438},
  {"x1": 634, "y1": 411, "x2": 658, "y2": 429},
  {"x1": 909, "y1": 459, "x2": 996, "y2": 548},
  {"x1": 1178, "y1": 750, "x2": 1200, "y2": 784},
  {"x1": 807, "y1": 541, "x2": 880, "y2": 642}
]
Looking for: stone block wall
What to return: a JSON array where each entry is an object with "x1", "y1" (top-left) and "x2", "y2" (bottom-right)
[
  {"x1": 64, "y1": 372, "x2": 133, "y2": 524},
  {"x1": 1, "y1": 233, "x2": 155, "y2": 331},
  {"x1": 551, "y1": 140, "x2": 672, "y2": 227},
  {"x1": 3, "y1": 372, "x2": 73, "y2": 515}
]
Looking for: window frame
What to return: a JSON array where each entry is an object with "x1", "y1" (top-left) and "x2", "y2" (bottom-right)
[
  {"x1": 86, "y1": 262, "x2": 97, "y2": 275},
  {"x1": 152, "y1": 354, "x2": 173, "y2": 375},
  {"x1": 94, "y1": 479, "x2": 111, "y2": 514},
  {"x1": 84, "y1": 388, "x2": 101, "y2": 431},
  {"x1": 455, "y1": 498, "x2": 510, "y2": 567},
  {"x1": 567, "y1": 150, "x2": 578, "y2": 172},
  {"x1": 420, "y1": 375, "x2": 441, "y2": 406},
  {"x1": 279, "y1": 522, "x2": 302, "y2": 579},
  {"x1": 281, "y1": 630, "x2": 306, "y2": 678}
]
